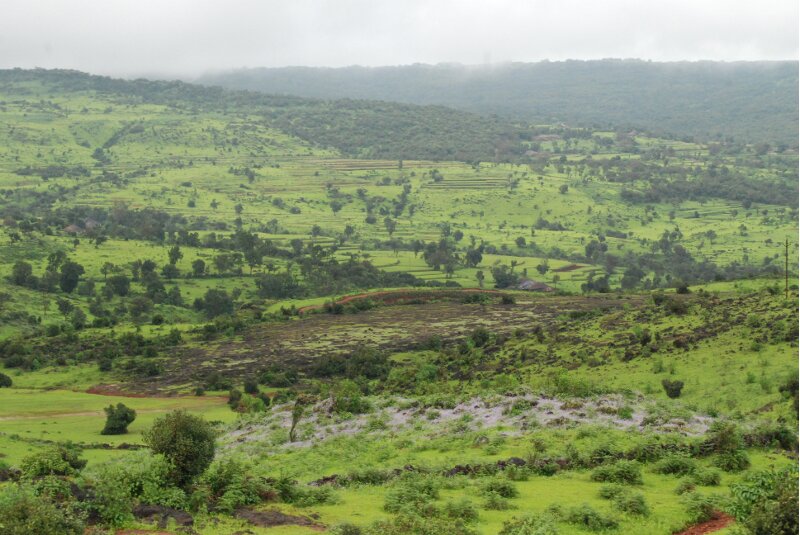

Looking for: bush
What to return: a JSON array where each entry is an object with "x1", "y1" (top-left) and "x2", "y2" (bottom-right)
[
  {"x1": 201, "y1": 458, "x2": 270, "y2": 513},
  {"x1": 365, "y1": 511, "x2": 478, "y2": 535},
  {"x1": 661, "y1": 378, "x2": 684, "y2": 398},
  {"x1": 101, "y1": 403, "x2": 137, "y2": 435},
  {"x1": 143, "y1": 410, "x2": 216, "y2": 487},
  {"x1": 590, "y1": 461, "x2": 643, "y2": 485},
  {"x1": 481, "y1": 478, "x2": 519, "y2": 498},
  {"x1": 0, "y1": 372, "x2": 12, "y2": 387},
  {"x1": 613, "y1": 491, "x2": 649, "y2": 516},
  {"x1": 564, "y1": 504, "x2": 619, "y2": 531},
  {"x1": 597, "y1": 484, "x2": 625, "y2": 500},
  {"x1": 331, "y1": 523, "x2": 364, "y2": 535},
  {"x1": 730, "y1": 468, "x2": 798, "y2": 535},
  {"x1": 82, "y1": 450, "x2": 184, "y2": 520},
  {"x1": 692, "y1": 468, "x2": 721, "y2": 486},
  {"x1": 681, "y1": 493, "x2": 717, "y2": 524},
  {"x1": 20, "y1": 447, "x2": 86, "y2": 479},
  {"x1": 444, "y1": 498, "x2": 479, "y2": 522},
  {"x1": 384, "y1": 475, "x2": 440, "y2": 514},
  {"x1": 484, "y1": 491, "x2": 515, "y2": 510},
  {"x1": 674, "y1": 479, "x2": 696, "y2": 495},
  {"x1": 713, "y1": 450, "x2": 750, "y2": 472},
  {"x1": 0, "y1": 483, "x2": 84, "y2": 535},
  {"x1": 331, "y1": 379, "x2": 370, "y2": 414},
  {"x1": 654, "y1": 455, "x2": 696, "y2": 476},
  {"x1": 498, "y1": 513, "x2": 558, "y2": 535}
]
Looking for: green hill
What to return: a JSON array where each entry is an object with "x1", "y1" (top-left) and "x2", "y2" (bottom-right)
[{"x1": 197, "y1": 60, "x2": 799, "y2": 145}]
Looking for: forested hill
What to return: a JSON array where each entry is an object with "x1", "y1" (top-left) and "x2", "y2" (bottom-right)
[
  {"x1": 0, "y1": 69, "x2": 526, "y2": 162},
  {"x1": 196, "y1": 60, "x2": 799, "y2": 146}
]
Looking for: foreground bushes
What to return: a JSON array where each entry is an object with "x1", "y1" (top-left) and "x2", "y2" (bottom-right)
[{"x1": 0, "y1": 484, "x2": 84, "y2": 535}]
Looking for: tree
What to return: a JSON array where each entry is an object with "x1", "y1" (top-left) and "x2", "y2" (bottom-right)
[
  {"x1": 661, "y1": 379, "x2": 684, "y2": 399},
  {"x1": 465, "y1": 248, "x2": 483, "y2": 268},
  {"x1": 191, "y1": 259, "x2": 206, "y2": 277},
  {"x1": 10, "y1": 261, "x2": 33, "y2": 286},
  {"x1": 168, "y1": 245, "x2": 183, "y2": 265},
  {"x1": 202, "y1": 289, "x2": 233, "y2": 318},
  {"x1": 101, "y1": 403, "x2": 137, "y2": 435},
  {"x1": 559, "y1": 184, "x2": 569, "y2": 194},
  {"x1": 330, "y1": 200, "x2": 343, "y2": 216},
  {"x1": 476, "y1": 270, "x2": 485, "y2": 288},
  {"x1": 59, "y1": 261, "x2": 85, "y2": 293},
  {"x1": 384, "y1": 217, "x2": 397, "y2": 236},
  {"x1": 161, "y1": 264, "x2": 180, "y2": 279},
  {"x1": 57, "y1": 297, "x2": 74, "y2": 318},
  {"x1": 107, "y1": 274, "x2": 131, "y2": 296},
  {"x1": 536, "y1": 259, "x2": 550, "y2": 276},
  {"x1": 128, "y1": 296, "x2": 153, "y2": 319},
  {"x1": 70, "y1": 308, "x2": 87, "y2": 330},
  {"x1": 143, "y1": 410, "x2": 216, "y2": 487}
]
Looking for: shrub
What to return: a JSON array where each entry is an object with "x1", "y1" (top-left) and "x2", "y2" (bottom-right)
[
  {"x1": 0, "y1": 483, "x2": 84, "y2": 535},
  {"x1": 713, "y1": 450, "x2": 750, "y2": 472},
  {"x1": 331, "y1": 523, "x2": 364, "y2": 535},
  {"x1": 481, "y1": 478, "x2": 519, "y2": 498},
  {"x1": 613, "y1": 491, "x2": 649, "y2": 516},
  {"x1": 201, "y1": 458, "x2": 269, "y2": 513},
  {"x1": 597, "y1": 484, "x2": 625, "y2": 500},
  {"x1": 564, "y1": 504, "x2": 619, "y2": 531},
  {"x1": 692, "y1": 468, "x2": 721, "y2": 486},
  {"x1": 384, "y1": 475, "x2": 440, "y2": 514},
  {"x1": 730, "y1": 468, "x2": 798, "y2": 535},
  {"x1": 674, "y1": 479, "x2": 696, "y2": 495},
  {"x1": 661, "y1": 378, "x2": 684, "y2": 398},
  {"x1": 654, "y1": 455, "x2": 696, "y2": 476},
  {"x1": 681, "y1": 493, "x2": 717, "y2": 524},
  {"x1": 243, "y1": 379, "x2": 259, "y2": 394},
  {"x1": 484, "y1": 491, "x2": 515, "y2": 510},
  {"x1": 331, "y1": 379, "x2": 370, "y2": 414},
  {"x1": 101, "y1": 403, "x2": 137, "y2": 435},
  {"x1": 444, "y1": 498, "x2": 479, "y2": 522},
  {"x1": 0, "y1": 372, "x2": 12, "y2": 387},
  {"x1": 143, "y1": 410, "x2": 216, "y2": 487},
  {"x1": 365, "y1": 512, "x2": 478, "y2": 535},
  {"x1": 590, "y1": 461, "x2": 643, "y2": 485},
  {"x1": 20, "y1": 447, "x2": 86, "y2": 479},
  {"x1": 498, "y1": 513, "x2": 559, "y2": 535}
]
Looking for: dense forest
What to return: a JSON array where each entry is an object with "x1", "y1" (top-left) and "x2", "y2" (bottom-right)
[{"x1": 196, "y1": 60, "x2": 799, "y2": 146}]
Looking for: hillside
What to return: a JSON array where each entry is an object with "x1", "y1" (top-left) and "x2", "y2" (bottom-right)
[
  {"x1": 0, "y1": 69, "x2": 796, "y2": 535},
  {"x1": 196, "y1": 60, "x2": 800, "y2": 145}
]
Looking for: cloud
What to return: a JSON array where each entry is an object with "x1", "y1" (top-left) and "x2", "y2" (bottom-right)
[{"x1": 0, "y1": 0, "x2": 796, "y2": 77}]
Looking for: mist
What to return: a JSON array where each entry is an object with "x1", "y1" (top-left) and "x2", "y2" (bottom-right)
[{"x1": 0, "y1": 0, "x2": 797, "y2": 78}]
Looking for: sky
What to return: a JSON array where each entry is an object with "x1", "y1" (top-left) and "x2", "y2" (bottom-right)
[{"x1": 0, "y1": 0, "x2": 797, "y2": 78}]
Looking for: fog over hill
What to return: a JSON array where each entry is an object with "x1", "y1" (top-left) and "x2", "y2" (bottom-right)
[{"x1": 196, "y1": 60, "x2": 799, "y2": 145}]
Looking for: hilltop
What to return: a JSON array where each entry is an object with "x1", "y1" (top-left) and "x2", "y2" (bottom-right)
[{"x1": 196, "y1": 60, "x2": 800, "y2": 145}]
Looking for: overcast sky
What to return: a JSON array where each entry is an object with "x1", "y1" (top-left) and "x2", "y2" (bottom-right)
[{"x1": 0, "y1": 0, "x2": 797, "y2": 78}]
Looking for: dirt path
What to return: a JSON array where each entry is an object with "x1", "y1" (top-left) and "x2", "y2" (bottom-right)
[
  {"x1": 674, "y1": 512, "x2": 734, "y2": 535},
  {"x1": 297, "y1": 288, "x2": 502, "y2": 313}
]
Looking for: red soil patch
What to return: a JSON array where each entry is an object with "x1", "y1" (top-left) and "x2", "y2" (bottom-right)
[
  {"x1": 674, "y1": 512, "x2": 734, "y2": 535},
  {"x1": 553, "y1": 263, "x2": 584, "y2": 273},
  {"x1": 298, "y1": 288, "x2": 501, "y2": 313}
]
